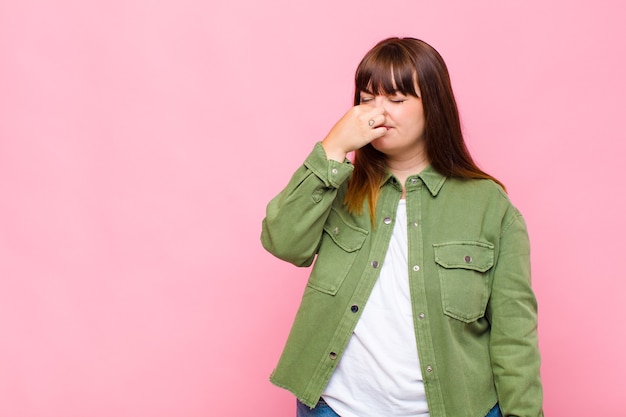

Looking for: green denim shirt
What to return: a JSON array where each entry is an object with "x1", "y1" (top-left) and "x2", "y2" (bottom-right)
[{"x1": 261, "y1": 143, "x2": 543, "y2": 417}]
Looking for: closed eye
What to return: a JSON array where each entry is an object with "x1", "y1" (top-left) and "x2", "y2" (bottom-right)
[{"x1": 389, "y1": 92, "x2": 408, "y2": 102}]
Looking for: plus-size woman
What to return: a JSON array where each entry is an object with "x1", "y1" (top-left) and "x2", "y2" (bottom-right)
[{"x1": 261, "y1": 37, "x2": 543, "y2": 417}]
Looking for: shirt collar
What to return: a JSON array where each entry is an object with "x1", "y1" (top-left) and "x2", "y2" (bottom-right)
[
  {"x1": 417, "y1": 165, "x2": 447, "y2": 196},
  {"x1": 382, "y1": 164, "x2": 447, "y2": 197}
]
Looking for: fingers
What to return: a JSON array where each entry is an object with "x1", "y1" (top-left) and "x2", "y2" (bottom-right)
[
  {"x1": 322, "y1": 105, "x2": 388, "y2": 158},
  {"x1": 371, "y1": 126, "x2": 388, "y2": 138},
  {"x1": 362, "y1": 106, "x2": 385, "y2": 122},
  {"x1": 363, "y1": 126, "x2": 387, "y2": 144},
  {"x1": 356, "y1": 107, "x2": 387, "y2": 143},
  {"x1": 366, "y1": 113, "x2": 386, "y2": 129}
]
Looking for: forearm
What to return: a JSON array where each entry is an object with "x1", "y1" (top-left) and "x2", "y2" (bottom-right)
[
  {"x1": 487, "y1": 213, "x2": 543, "y2": 416},
  {"x1": 261, "y1": 142, "x2": 353, "y2": 266}
]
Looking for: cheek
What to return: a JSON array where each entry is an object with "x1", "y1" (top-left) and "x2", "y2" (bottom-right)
[
  {"x1": 409, "y1": 108, "x2": 426, "y2": 129},
  {"x1": 406, "y1": 114, "x2": 426, "y2": 137}
]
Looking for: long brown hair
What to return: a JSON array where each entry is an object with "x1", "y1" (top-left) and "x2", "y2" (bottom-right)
[{"x1": 344, "y1": 37, "x2": 505, "y2": 219}]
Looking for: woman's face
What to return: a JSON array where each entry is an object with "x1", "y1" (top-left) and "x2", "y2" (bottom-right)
[{"x1": 358, "y1": 81, "x2": 426, "y2": 159}]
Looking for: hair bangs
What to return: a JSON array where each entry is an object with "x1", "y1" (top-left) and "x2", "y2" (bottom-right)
[{"x1": 354, "y1": 44, "x2": 418, "y2": 103}]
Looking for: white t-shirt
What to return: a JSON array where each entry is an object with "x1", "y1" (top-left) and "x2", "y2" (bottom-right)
[{"x1": 323, "y1": 199, "x2": 429, "y2": 417}]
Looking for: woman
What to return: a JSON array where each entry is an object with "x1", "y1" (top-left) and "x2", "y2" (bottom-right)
[{"x1": 261, "y1": 37, "x2": 543, "y2": 417}]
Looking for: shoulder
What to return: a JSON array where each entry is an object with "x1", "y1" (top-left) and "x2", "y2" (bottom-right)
[
  {"x1": 444, "y1": 176, "x2": 508, "y2": 201},
  {"x1": 443, "y1": 177, "x2": 523, "y2": 223}
]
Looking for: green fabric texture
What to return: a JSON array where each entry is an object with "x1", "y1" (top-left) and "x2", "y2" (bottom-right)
[{"x1": 261, "y1": 143, "x2": 543, "y2": 417}]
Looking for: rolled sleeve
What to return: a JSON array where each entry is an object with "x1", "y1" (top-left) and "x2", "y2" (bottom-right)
[
  {"x1": 261, "y1": 142, "x2": 354, "y2": 267},
  {"x1": 303, "y1": 142, "x2": 353, "y2": 189}
]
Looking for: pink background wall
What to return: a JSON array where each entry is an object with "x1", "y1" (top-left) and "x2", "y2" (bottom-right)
[{"x1": 1, "y1": 1, "x2": 624, "y2": 415}]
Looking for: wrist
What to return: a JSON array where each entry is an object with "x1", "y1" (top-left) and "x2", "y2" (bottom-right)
[{"x1": 321, "y1": 138, "x2": 347, "y2": 162}]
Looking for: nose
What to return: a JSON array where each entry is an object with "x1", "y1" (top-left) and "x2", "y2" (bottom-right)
[{"x1": 373, "y1": 96, "x2": 390, "y2": 116}]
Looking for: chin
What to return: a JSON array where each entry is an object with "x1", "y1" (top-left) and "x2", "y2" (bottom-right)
[{"x1": 371, "y1": 138, "x2": 395, "y2": 154}]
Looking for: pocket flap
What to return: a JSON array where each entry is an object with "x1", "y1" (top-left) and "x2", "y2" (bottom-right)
[
  {"x1": 433, "y1": 241, "x2": 494, "y2": 272},
  {"x1": 323, "y1": 208, "x2": 368, "y2": 252}
]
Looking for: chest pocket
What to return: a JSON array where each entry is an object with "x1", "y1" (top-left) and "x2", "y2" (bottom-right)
[
  {"x1": 307, "y1": 208, "x2": 368, "y2": 295},
  {"x1": 434, "y1": 241, "x2": 494, "y2": 322}
]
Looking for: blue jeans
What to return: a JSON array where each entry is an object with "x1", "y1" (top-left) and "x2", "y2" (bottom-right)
[
  {"x1": 296, "y1": 398, "x2": 501, "y2": 417},
  {"x1": 296, "y1": 398, "x2": 340, "y2": 417},
  {"x1": 486, "y1": 403, "x2": 502, "y2": 417}
]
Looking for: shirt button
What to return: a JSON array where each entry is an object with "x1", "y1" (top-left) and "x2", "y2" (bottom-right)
[
  {"x1": 383, "y1": 217, "x2": 392, "y2": 224},
  {"x1": 464, "y1": 255, "x2": 472, "y2": 263},
  {"x1": 410, "y1": 178, "x2": 417, "y2": 184},
  {"x1": 350, "y1": 305, "x2": 359, "y2": 313},
  {"x1": 333, "y1": 227, "x2": 339, "y2": 235},
  {"x1": 413, "y1": 265, "x2": 420, "y2": 271},
  {"x1": 412, "y1": 222, "x2": 418, "y2": 227},
  {"x1": 372, "y1": 261, "x2": 379, "y2": 268},
  {"x1": 331, "y1": 168, "x2": 338, "y2": 175},
  {"x1": 426, "y1": 365, "x2": 433, "y2": 373},
  {"x1": 418, "y1": 313, "x2": 425, "y2": 320},
  {"x1": 329, "y1": 352, "x2": 338, "y2": 360}
]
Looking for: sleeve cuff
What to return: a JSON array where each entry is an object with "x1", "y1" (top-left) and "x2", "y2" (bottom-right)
[{"x1": 303, "y1": 142, "x2": 353, "y2": 188}]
